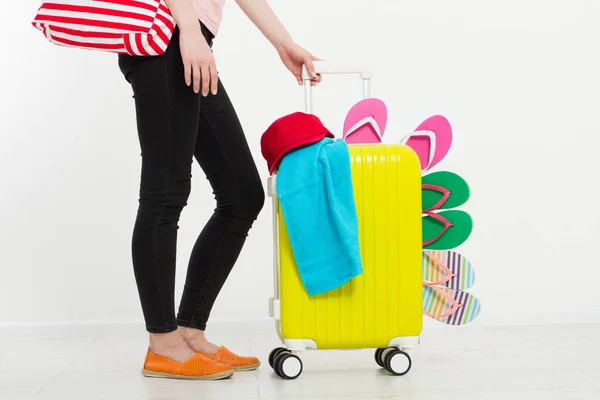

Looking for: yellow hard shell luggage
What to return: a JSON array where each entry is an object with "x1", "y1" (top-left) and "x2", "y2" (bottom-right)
[{"x1": 267, "y1": 62, "x2": 423, "y2": 379}]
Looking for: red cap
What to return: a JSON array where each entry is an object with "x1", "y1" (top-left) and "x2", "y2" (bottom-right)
[{"x1": 261, "y1": 112, "x2": 334, "y2": 175}]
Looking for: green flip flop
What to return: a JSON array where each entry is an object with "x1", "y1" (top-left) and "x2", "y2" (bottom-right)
[
  {"x1": 423, "y1": 210, "x2": 473, "y2": 250},
  {"x1": 422, "y1": 171, "x2": 471, "y2": 212}
]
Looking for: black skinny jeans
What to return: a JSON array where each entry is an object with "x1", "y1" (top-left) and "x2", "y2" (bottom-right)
[{"x1": 118, "y1": 23, "x2": 265, "y2": 333}]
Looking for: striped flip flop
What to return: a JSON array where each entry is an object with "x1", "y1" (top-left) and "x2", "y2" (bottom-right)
[
  {"x1": 422, "y1": 286, "x2": 481, "y2": 326},
  {"x1": 422, "y1": 250, "x2": 475, "y2": 290}
]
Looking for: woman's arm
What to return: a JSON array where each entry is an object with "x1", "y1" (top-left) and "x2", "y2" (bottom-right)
[
  {"x1": 234, "y1": 0, "x2": 292, "y2": 49},
  {"x1": 164, "y1": 0, "x2": 218, "y2": 95},
  {"x1": 164, "y1": 0, "x2": 201, "y2": 32},
  {"x1": 235, "y1": 0, "x2": 322, "y2": 86}
]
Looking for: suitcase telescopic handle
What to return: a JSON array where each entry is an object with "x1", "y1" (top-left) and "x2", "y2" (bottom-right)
[
  {"x1": 301, "y1": 60, "x2": 373, "y2": 79},
  {"x1": 301, "y1": 60, "x2": 373, "y2": 114}
]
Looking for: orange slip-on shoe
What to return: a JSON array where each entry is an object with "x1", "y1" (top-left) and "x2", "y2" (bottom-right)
[
  {"x1": 199, "y1": 347, "x2": 261, "y2": 371},
  {"x1": 142, "y1": 350, "x2": 234, "y2": 380}
]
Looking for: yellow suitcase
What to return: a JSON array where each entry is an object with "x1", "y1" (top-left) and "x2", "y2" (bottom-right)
[{"x1": 267, "y1": 63, "x2": 423, "y2": 379}]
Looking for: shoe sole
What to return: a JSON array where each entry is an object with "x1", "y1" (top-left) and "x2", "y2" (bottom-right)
[
  {"x1": 141, "y1": 369, "x2": 234, "y2": 380},
  {"x1": 233, "y1": 361, "x2": 261, "y2": 371}
]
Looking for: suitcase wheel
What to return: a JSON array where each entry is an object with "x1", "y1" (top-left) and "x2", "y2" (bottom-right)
[
  {"x1": 375, "y1": 347, "x2": 396, "y2": 368},
  {"x1": 383, "y1": 348, "x2": 412, "y2": 376},
  {"x1": 273, "y1": 351, "x2": 303, "y2": 380},
  {"x1": 269, "y1": 347, "x2": 290, "y2": 369}
]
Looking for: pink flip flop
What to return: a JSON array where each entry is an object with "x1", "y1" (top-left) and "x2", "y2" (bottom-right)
[
  {"x1": 401, "y1": 115, "x2": 452, "y2": 172},
  {"x1": 343, "y1": 98, "x2": 387, "y2": 144}
]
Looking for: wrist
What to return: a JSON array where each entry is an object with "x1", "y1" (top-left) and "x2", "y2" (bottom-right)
[
  {"x1": 178, "y1": 20, "x2": 201, "y2": 34},
  {"x1": 274, "y1": 36, "x2": 294, "y2": 53}
]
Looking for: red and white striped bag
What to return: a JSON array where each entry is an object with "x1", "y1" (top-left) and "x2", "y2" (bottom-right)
[{"x1": 32, "y1": 0, "x2": 175, "y2": 56}]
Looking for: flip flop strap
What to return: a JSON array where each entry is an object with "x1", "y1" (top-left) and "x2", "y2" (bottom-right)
[
  {"x1": 422, "y1": 211, "x2": 455, "y2": 247},
  {"x1": 344, "y1": 116, "x2": 383, "y2": 140},
  {"x1": 423, "y1": 284, "x2": 463, "y2": 319},
  {"x1": 422, "y1": 184, "x2": 451, "y2": 212},
  {"x1": 423, "y1": 250, "x2": 456, "y2": 286},
  {"x1": 401, "y1": 130, "x2": 436, "y2": 171}
]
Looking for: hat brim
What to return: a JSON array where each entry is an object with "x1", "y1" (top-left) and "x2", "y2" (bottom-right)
[{"x1": 268, "y1": 132, "x2": 334, "y2": 175}]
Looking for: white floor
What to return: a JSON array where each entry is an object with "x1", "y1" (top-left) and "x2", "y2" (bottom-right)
[{"x1": 0, "y1": 324, "x2": 598, "y2": 400}]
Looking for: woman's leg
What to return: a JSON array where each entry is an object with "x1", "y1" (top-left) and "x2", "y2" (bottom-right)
[
  {"x1": 119, "y1": 28, "x2": 201, "y2": 363},
  {"x1": 176, "y1": 80, "x2": 265, "y2": 350}
]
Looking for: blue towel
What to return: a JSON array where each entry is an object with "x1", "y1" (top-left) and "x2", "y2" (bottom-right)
[{"x1": 276, "y1": 137, "x2": 363, "y2": 296}]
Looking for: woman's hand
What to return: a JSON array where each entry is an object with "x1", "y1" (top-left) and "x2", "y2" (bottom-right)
[
  {"x1": 179, "y1": 25, "x2": 218, "y2": 96},
  {"x1": 164, "y1": 0, "x2": 218, "y2": 96},
  {"x1": 277, "y1": 42, "x2": 322, "y2": 86}
]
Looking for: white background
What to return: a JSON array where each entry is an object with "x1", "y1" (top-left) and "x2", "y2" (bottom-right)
[{"x1": 1, "y1": 0, "x2": 599, "y2": 333}]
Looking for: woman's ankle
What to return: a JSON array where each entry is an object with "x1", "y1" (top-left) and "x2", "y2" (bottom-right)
[
  {"x1": 148, "y1": 331, "x2": 195, "y2": 363},
  {"x1": 178, "y1": 327, "x2": 221, "y2": 354}
]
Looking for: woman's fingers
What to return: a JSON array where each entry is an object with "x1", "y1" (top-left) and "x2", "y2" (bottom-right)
[
  {"x1": 304, "y1": 55, "x2": 323, "y2": 86},
  {"x1": 184, "y1": 63, "x2": 192, "y2": 87},
  {"x1": 184, "y1": 60, "x2": 217, "y2": 96},
  {"x1": 297, "y1": 73, "x2": 321, "y2": 86},
  {"x1": 193, "y1": 64, "x2": 202, "y2": 94},
  {"x1": 313, "y1": 73, "x2": 322, "y2": 86},
  {"x1": 209, "y1": 64, "x2": 218, "y2": 95},
  {"x1": 201, "y1": 64, "x2": 210, "y2": 96},
  {"x1": 304, "y1": 57, "x2": 317, "y2": 79}
]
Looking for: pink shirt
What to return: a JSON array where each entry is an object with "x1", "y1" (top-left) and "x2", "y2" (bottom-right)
[{"x1": 192, "y1": 0, "x2": 225, "y2": 36}]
